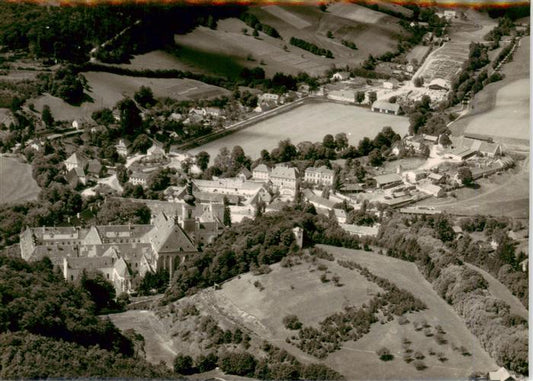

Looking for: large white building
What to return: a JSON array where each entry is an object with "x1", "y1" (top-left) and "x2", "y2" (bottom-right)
[{"x1": 304, "y1": 166, "x2": 335, "y2": 186}]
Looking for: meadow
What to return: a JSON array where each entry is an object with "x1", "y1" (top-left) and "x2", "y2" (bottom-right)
[
  {"x1": 187, "y1": 102, "x2": 409, "y2": 160},
  {"x1": 0, "y1": 156, "x2": 40, "y2": 204}
]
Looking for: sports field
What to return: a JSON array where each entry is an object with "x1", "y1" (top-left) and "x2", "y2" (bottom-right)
[
  {"x1": 0, "y1": 156, "x2": 40, "y2": 204},
  {"x1": 188, "y1": 102, "x2": 409, "y2": 160}
]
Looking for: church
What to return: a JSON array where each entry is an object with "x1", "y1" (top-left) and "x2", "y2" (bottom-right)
[{"x1": 19, "y1": 182, "x2": 224, "y2": 294}]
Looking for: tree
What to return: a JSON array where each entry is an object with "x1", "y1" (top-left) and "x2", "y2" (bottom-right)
[
  {"x1": 439, "y1": 134, "x2": 452, "y2": 146},
  {"x1": 252, "y1": 28, "x2": 259, "y2": 37},
  {"x1": 377, "y1": 347, "x2": 394, "y2": 361},
  {"x1": 334, "y1": 133, "x2": 348, "y2": 150},
  {"x1": 42, "y1": 105, "x2": 54, "y2": 128},
  {"x1": 327, "y1": 30, "x2": 333, "y2": 39},
  {"x1": 414, "y1": 77, "x2": 424, "y2": 87},
  {"x1": 116, "y1": 164, "x2": 129, "y2": 185},
  {"x1": 368, "y1": 149, "x2": 384, "y2": 167},
  {"x1": 356, "y1": 91, "x2": 365, "y2": 104},
  {"x1": 118, "y1": 98, "x2": 143, "y2": 137},
  {"x1": 457, "y1": 167, "x2": 473, "y2": 186},
  {"x1": 130, "y1": 134, "x2": 152, "y2": 154},
  {"x1": 322, "y1": 134, "x2": 336, "y2": 149},
  {"x1": 134, "y1": 86, "x2": 156, "y2": 108},
  {"x1": 368, "y1": 91, "x2": 377, "y2": 105},
  {"x1": 92, "y1": 108, "x2": 115, "y2": 126},
  {"x1": 388, "y1": 96, "x2": 397, "y2": 104},
  {"x1": 223, "y1": 203, "x2": 232, "y2": 227},
  {"x1": 79, "y1": 271, "x2": 116, "y2": 313},
  {"x1": 174, "y1": 354, "x2": 194, "y2": 375},
  {"x1": 218, "y1": 352, "x2": 257, "y2": 377},
  {"x1": 196, "y1": 151, "x2": 210, "y2": 171}
]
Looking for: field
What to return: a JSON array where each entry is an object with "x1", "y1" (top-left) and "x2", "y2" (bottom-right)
[
  {"x1": 110, "y1": 246, "x2": 497, "y2": 379},
  {"x1": 417, "y1": 157, "x2": 529, "y2": 219},
  {"x1": 0, "y1": 156, "x2": 40, "y2": 204},
  {"x1": 187, "y1": 102, "x2": 409, "y2": 160},
  {"x1": 166, "y1": 5, "x2": 404, "y2": 78},
  {"x1": 32, "y1": 71, "x2": 229, "y2": 121},
  {"x1": 405, "y1": 45, "x2": 431, "y2": 65},
  {"x1": 454, "y1": 36, "x2": 530, "y2": 145}
]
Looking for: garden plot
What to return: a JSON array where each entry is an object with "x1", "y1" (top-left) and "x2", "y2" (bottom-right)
[{"x1": 416, "y1": 42, "x2": 470, "y2": 83}]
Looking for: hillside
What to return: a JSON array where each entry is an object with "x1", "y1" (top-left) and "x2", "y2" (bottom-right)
[
  {"x1": 110, "y1": 246, "x2": 496, "y2": 380},
  {"x1": 164, "y1": 4, "x2": 406, "y2": 77}
]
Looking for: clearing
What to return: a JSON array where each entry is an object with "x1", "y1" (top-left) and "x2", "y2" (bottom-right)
[
  {"x1": 187, "y1": 102, "x2": 409, "y2": 160},
  {"x1": 0, "y1": 156, "x2": 40, "y2": 204}
]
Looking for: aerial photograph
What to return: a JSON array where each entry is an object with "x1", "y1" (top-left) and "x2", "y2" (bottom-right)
[{"x1": 0, "y1": 0, "x2": 529, "y2": 380}]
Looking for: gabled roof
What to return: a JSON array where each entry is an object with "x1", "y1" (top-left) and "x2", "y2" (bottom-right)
[
  {"x1": 253, "y1": 164, "x2": 270, "y2": 173},
  {"x1": 157, "y1": 224, "x2": 196, "y2": 253},
  {"x1": 65, "y1": 152, "x2": 88, "y2": 167},
  {"x1": 371, "y1": 100, "x2": 400, "y2": 113},
  {"x1": 332, "y1": 71, "x2": 350, "y2": 80},
  {"x1": 271, "y1": 166, "x2": 298, "y2": 179},
  {"x1": 374, "y1": 173, "x2": 403, "y2": 185},
  {"x1": 305, "y1": 166, "x2": 334, "y2": 176}
]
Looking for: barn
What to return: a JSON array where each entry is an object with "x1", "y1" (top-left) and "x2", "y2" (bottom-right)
[{"x1": 371, "y1": 100, "x2": 402, "y2": 115}]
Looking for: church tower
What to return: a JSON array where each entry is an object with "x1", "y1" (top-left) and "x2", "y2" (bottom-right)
[{"x1": 181, "y1": 179, "x2": 197, "y2": 236}]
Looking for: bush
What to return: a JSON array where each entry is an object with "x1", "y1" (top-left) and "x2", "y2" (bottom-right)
[
  {"x1": 218, "y1": 352, "x2": 257, "y2": 377},
  {"x1": 282, "y1": 314, "x2": 302, "y2": 330},
  {"x1": 195, "y1": 353, "x2": 218, "y2": 372},
  {"x1": 414, "y1": 351, "x2": 425, "y2": 360},
  {"x1": 377, "y1": 347, "x2": 394, "y2": 361},
  {"x1": 413, "y1": 360, "x2": 426, "y2": 370},
  {"x1": 174, "y1": 354, "x2": 194, "y2": 375}
]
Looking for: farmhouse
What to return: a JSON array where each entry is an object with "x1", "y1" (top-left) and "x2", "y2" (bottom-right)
[
  {"x1": 446, "y1": 136, "x2": 503, "y2": 159},
  {"x1": 327, "y1": 90, "x2": 356, "y2": 103},
  {"x1": 206, "y1": 107, "x2": 224, "y2": 118},
  {"x1": 64, "y1": 152, "x2": 88, "y2": 172},
  {"x1": 371, "y1": 100, "x2": 401, "y2": 115},
  {"x1": 21, "y1": 185, "x2": 223, "y2": 293},
  {"x1": 416, "y1": 182, "x2": 445, "y2": 197},
  {"x1": 259, "y1": 93, "x2": 280, "y2": 104},
  {"x1": 252, "y1": 164, "x2": 271, "y2": 181},
  {"x1": 422, "y1": 134, "x2": 439, "y2": 144},
  {"x1": 428, "y1": 172, "x2": 446, "y2": 184},
  {"x1": 193, "y1": 177, "x2": 271, "y2": 204},
  {"x1": 339, "y1": 183, "x2": 364, "y2": 194},
  {"x1": 331, "y1": 71, "x2": 351, "y2": 81},
  {"x1": 373, "y1": 173, "x2": 403, "y2": 188},
  {"x1": 399, "y1": 206, "x2": 442, "y2": 215},
  {"x1": 383, "y1": 78, "x2": 400, "y2": 89},
  {"x1": 147, "y1": 144, "x2": 166, "y2": 159},
  {"x1": 304, "y1": 166, "x2": 335, "y2": 186}
]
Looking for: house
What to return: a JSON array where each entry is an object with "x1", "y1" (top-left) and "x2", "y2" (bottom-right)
[
  {"x1": 488, "y1": 367, "x2": 514, "y2": 381},
  {"x1": 371, "y1": 100, "x2": 401, "y2": 115},
  {"x1": 339, "y1": 184, "x2": 364, "y2": 194},
  {"x1": 147, "y1": 144, "x2": 166, "y2": 159},
  {"x1": 403, "y1": 170, "x2": 427, "y2": 183},
  {"x1": 254, "y1": 101, "x2": 276, "y2": 113},
  {"x1": 86, "y1": 159, "x2": 103, "y2": 178},
  {"x1": 206, "y1": 107, "x2": 224, "y2": 118},
  {"x1": 302, "y1": 189, "x2": 337, "y2": 211},
  {"x1": 331, "y1": 71, "x2": 350, "y2": 81},
  {"x1": 520, "y1": 258, "x2": 528, "y2": 272},
  {"x1": 446, "y1": 136, "x2": 503, "y2": 159},
  {"x1": 66, "y1": 167, "x2": 87, "y2": 187},
  {"x1": 189, "y1": 108, "x2": 207, "y2": 117},
  {"x1": 422, "y1": 134, "x2": 439, "y2": 144},
  {"x1": 373, "y1": 173, "x2": 403, "y2": 188},
  {"x1": 270, "y1": 166, "x2": 298, "y2": 196},
  {"x1": 327, "y1": 90, "x2": 356, "y2": 103},
  {"x1": 259, "y1": 93, "x2": 280, "y2": 104},
  {"x1": 304, "y1": 166, "x2": 335, "y2": 186},
  {"x1": 193, "y1": 177, "x2": 269, "y2": 201},
  {"x1": 428, "y1": 172, "x2": 445, "y2": 184},
  {"x1": 252, "y1": 164, "x2": 271, "y2": 181},
  {"x1": 416, "y1": 182, "x2": 445, "y2": 197},
  {"x1": 428, "y1": 78, "x2": 449, "y2": 90},
  {"x1": 115, "y1": 139, "x2": 129, "y2": 157},
  {"x1": 237, "y1": 167, "x2": 252, "y2": 180},
  {"x1": 339, "y1": 224, "x2": 380, "y2": 237},
  {"x1": 383, "y1": 78, "x2": 400, "y2": 89},
  {"x1": 406, "y1": 64, "x2": 414, "y2": 73},
  {"x1": 64, "y1": 152, "x2": 88, "y2": 172},
  {"x1": 399, "y1": 206, "x2": 442, "y2": 215},
  {"x1": 129, "y1": 171, "x2": 151, "y2": 187},
  {"x1": 443, "y1": 10, "x2": 456, "y2": 20}
]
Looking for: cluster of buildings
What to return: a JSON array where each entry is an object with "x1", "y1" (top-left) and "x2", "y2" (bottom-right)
[{"x1": 20, "y1": 183, "x2": 224, "y2": 294}]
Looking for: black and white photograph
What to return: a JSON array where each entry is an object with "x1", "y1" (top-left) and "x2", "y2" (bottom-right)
[{"x1": 0, "y1": 0, "x2": 529, "y2": 379}]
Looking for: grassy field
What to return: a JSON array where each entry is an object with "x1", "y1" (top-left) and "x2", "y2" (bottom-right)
[
  {"x1": 0, "y1": 156, "x2": 40, "y2": 204},
  {"x1": 451, "y1": 36, "x2": 530, "y2": 145},
  {"x1": 405, "y1": 45, "x2": 431, "y2": 65},
  {"x1": 32, "y1": 71, "x2": 229, "y2": 122},
  {"x1": 166, "y1": 5, "x2": 404, "y2": 78},
  {"x1": 110, "y1": 246, "x2": 497, "y2": 379},
  {"x1": 187, "y1": 102, "x2": 409, "y2": 160}
]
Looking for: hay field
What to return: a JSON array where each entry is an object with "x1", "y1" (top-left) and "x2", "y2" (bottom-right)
[
  {"x1": 187, "y1": 102, "x2": 409, "y2": 160},
  {"x1": 0, "y1": 156, "x2": 40, "y2": 204},
  {"x1": 170, "y1": 6, "x2": 403, "y2": 77},
  {"x1": 464, "y1": 78, "x2": 529, "y2": 142},
  {"x1": 405, "y1": 45, "x2": 431, "y2": 64}
]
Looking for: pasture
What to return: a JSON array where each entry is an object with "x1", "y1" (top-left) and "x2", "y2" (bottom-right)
[
  {"x1": 187, "y1": 102, "x2": 409, "y2": 160},
  {"x1": 0, "y1": 156, "x2": 40, "y2": 204}
]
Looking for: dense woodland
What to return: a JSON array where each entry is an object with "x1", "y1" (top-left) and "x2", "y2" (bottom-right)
[{"x1": 0, "y1": 256, "x2": 172, "y2": 378}]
